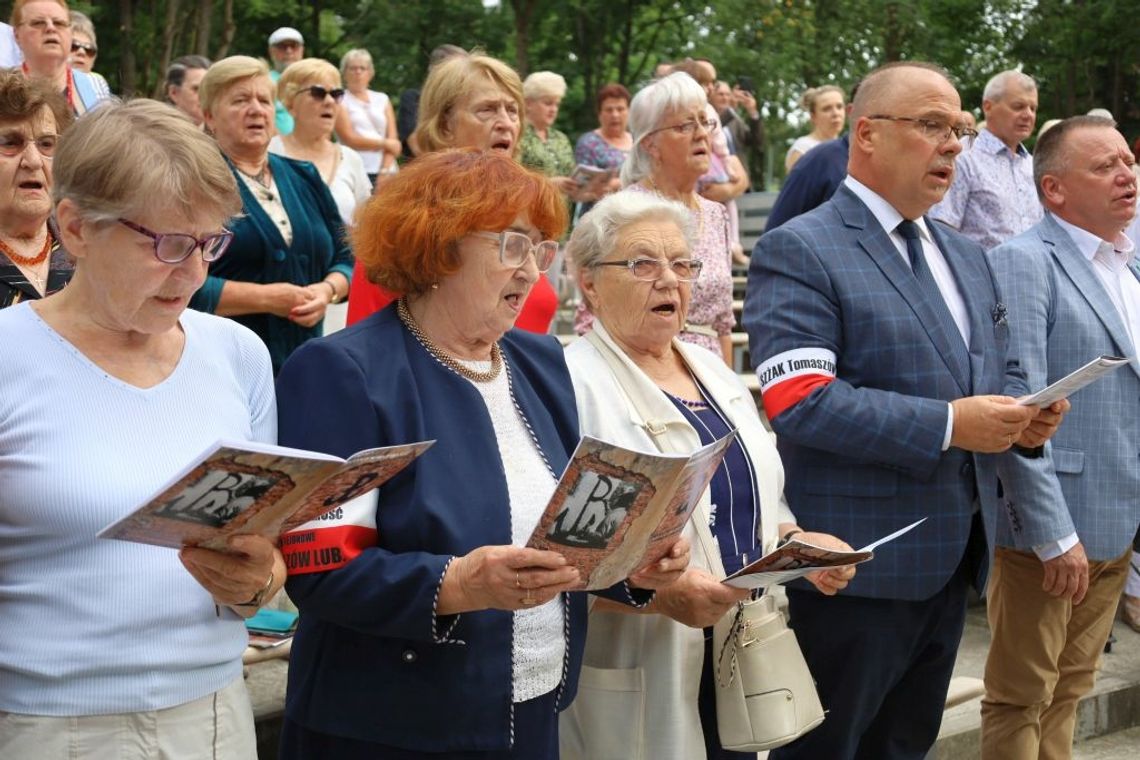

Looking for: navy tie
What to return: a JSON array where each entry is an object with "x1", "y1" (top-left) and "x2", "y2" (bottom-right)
[{"x1": 896, "y1": 219, "x2": 971, "y2": 390}]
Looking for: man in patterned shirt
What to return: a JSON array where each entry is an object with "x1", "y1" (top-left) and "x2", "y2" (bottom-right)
[{"x1": 931, "y1": 70, "x2": 1043, "y2": 249}]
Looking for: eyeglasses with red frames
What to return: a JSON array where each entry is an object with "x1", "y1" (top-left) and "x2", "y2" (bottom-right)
[
  {"x1": 118, "y1": 219, "x2": 234, "y2": 264},
  {"x1": 302, "y1": 85, "x2": 346, "y2": 102}
]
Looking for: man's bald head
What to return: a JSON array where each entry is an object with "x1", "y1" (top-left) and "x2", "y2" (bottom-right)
[{"x1": 852, "y1": 62, "x2": 954, "y2": 122}]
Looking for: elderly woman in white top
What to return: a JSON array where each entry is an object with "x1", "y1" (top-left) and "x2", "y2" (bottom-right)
[
  {"x1": 334, "y1": 48, "x2": 399, "y2": 187},
  {"x1": 560, "y1": 191, "x2": 855, "y2": 760},
  {"x1": 0, "y1": 99, "x2": 283, "y2": 758},
  {"x1": 269, "y1": 57, "x2": 371, "y2": 226}
]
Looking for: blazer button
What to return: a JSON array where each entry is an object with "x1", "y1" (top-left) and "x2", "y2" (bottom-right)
[
  {"x1": 960, "y1": 462, "x2": 974, "y2": 478},
  {"x1": 401, "y1": 649, "x2": 417, "y2": 663}
]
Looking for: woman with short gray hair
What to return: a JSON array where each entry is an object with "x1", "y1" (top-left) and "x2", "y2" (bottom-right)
[
  {"x1": 561, "y1": 189, "x2": 855, "y2": 759},
  {"x1": 576, "y1": 72, "x2": 735, "y2": 363},
  {"x1": 519, "y1": 71, "x2": 578, "y2": 198}
]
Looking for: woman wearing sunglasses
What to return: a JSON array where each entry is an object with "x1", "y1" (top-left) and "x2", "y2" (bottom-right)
[
  {"x1": 0, "y1": 99, "x2": 283, "y2": 759},
  {"x1": 270, "y1": 58, "x2": 371, "y2": 226},
  {"x1": 191, "y1": 55, "x2": 353, "y2": 373},
  {"x1": 275, "y1": 149, "x2": 689, "y2": 758}
]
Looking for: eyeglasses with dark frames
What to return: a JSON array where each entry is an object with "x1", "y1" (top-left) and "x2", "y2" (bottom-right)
[
  {"x1": 469, "y1": 230, "x2": 559, "y2": 272},
  {"x1": 865, "y1": 115, "x2": 979, "y2": 148},
  {"x1": 592, "y1": 257, "x2": 704, "y2": 282},
  {"x1": 644, "y1": 116, "x2": 719, "y2": 140},
  {"x1": 302, "y1": 85, "x2": 346, "y2": 102},
  {"x1": 71, "y1": 41, "x2": 97, "y2": 56},
  {"x1": 118, "y1": 219, "x2": 234, "y2": 264}
]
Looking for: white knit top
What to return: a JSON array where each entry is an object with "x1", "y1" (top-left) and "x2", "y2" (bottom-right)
[
  {"x1": 458, "y1": 357, "x2": 565, "y2": 703},
  {"x1": 0, "y1": 303, "x2": 276, "y2": 714}
]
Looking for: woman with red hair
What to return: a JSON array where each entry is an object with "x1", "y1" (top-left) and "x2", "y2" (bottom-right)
[
  {"x1": 344, "y1": 51, "x2": 561, "y2": 334},
  {"x1": 275, "y1": 149, "x2": 689, "y2": 758}
]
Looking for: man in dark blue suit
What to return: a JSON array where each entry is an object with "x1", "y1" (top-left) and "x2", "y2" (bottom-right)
[
  {"x1": 763, "y1": 134, "x2": 849, "y2": 232},
  {"x1": 744, "y1": 62, "x2": 1066, "y2": 759}
]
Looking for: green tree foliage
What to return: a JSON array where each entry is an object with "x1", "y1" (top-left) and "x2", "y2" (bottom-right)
[{"x1": 3, "y1": 0, "x2": 1135, "y2": 180}]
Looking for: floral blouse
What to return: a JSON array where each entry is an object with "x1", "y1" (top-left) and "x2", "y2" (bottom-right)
[
  {"x1": 519, "y1": 124, "x2": 576, "y2": 178},
  {"x1": 574, "y1": 130, "x2": 629, "y2": 173},
  {"x1": 574, "y1": 182, "x2": 734, "y2": 357}
]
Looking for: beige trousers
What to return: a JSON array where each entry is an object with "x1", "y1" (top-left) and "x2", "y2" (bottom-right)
[
  {"x1": 0, "y1": 676, "x2": 256, "y2": 760},
  {"x1": 980, "y1": 546, "x2": 1130, "y2": 759}
]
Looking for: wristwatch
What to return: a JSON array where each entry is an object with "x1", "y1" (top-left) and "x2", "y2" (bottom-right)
[{"x1": 235, "y1": 571, "x2": 275, "y2": 608}]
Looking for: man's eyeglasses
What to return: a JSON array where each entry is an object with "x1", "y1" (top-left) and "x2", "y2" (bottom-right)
[
  {"x1": 866, "y1": 115, "x2": 979, "y2": 149},
  {"x1": 23, "y1": 17, "x2": 70, "y2": 31},
  {"x1": 303, "y1": 85, "x2": 346, "y2": 102},
  {"x1": 0, "y1": 133, "x2": 58, "y2": 158},
  {"x1": 71, "y1": 41, "x2": 97, "y2": 56},
  {"x1": 592, "y1": 257, "x2": 704, "y2": 282},
  {"x1": 118, "y1": 219, "x2": 234, "y2": 264},
  {"x1": 645, "y1": 117, "x2": 719, "y2": 139},
  {"x1": 470, "y1": 230, "x2": 559, "y2": 272}
]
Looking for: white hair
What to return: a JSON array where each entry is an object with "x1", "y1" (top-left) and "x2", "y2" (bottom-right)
[
  {"x1": 620, "y1": 72, "x2": 708, "y2": 186},
  {"x1": 982, "y1": 70, "x2": 1036, "y2": 104},
  {"x1": 566, "y1": 190, "x2": 694, "y2": 271},
  {"x1": 522, "y1": 71, "x2": 566, "y2": 101}
]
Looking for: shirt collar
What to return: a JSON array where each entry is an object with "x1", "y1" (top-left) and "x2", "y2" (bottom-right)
[
  {"x1": 978, "y1": 127, "x2": 1030, "y2": 158},
  {"x1": 1051, "y1": 211, "x2": 1136, "y2": 270},
  {"x1": 843, "y1": 175, "x2": 934, "y2": 243}
]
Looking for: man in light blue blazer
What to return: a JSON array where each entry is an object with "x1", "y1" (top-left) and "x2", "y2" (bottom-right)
[
  {"x1": 745, "y1": 62, "x2": 1065, "y2": 760},
  {"x1": 982, "y1": 115, "x2": 1140, "y2": 759}
]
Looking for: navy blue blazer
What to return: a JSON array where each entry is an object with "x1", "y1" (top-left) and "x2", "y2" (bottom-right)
[
  {"x1": 745, "y1": 184, "x2": 1024, "y2": 601},
  {"x1": 275, "y1": 306, "x2": 643, "y2": 751}
]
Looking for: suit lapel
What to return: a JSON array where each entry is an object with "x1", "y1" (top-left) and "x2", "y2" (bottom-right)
[
  {"x1": 928, "y1": 219, "x2": 989, "y2": 392},
  {"x1": 835, "y1": 187, "x2": 971, "y2": 394},
  {"x1": 1041, "y1": 215, "x2": 1140, "y2": 381}
]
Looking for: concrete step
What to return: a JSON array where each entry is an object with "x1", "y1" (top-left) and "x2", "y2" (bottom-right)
[{"x1": 931, "y1": 607, "x2": 1140, "y2": 759}]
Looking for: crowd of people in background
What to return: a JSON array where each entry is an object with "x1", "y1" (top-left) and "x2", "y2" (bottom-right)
[{"x1": 2, "y1": 2, "x2": 1140, "y2": 759}]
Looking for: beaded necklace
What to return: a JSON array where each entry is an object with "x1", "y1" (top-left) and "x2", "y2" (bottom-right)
[{"x1": 397, "y1": 298, "x2": 502, "y2": 383}]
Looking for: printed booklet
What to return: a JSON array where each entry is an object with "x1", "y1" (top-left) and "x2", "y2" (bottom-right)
[
  {"x1": 723, "y1": 518, "x2": 927, "y2": 589},
  {"x1": 527, "y1": 432, "x2": 735, "y2": 590},
  {"x1": 98, "y1": 439, "x2": 434, "y2": 551}
]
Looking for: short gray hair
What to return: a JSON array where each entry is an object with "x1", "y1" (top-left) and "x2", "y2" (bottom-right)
[
  {"x1": 620, "y1": 72, "x2": 707, "y2": 186},
  {"x1": 982, "y1": 70, "x2": 1036, "y2": 104},
  {"x1": 1032, "y1": 115, "x2": 1116, "y2": 202},
  {"x1": 339, "y1": 49, "x2": 373, "y2": 77},
  {"x1": 53, "y1": 99, "x2": 242, "y2": 227},
  {"x1": 567, "y1": 190, "x2": 694, "y2": 272},
  {"x1": 523, "y1": 71, "x2": 566, "y2": 101}
]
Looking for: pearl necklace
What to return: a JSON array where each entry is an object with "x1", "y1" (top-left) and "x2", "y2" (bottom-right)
[{"x1": 397, "y1": 298, "x2": 502, "y2": 383}]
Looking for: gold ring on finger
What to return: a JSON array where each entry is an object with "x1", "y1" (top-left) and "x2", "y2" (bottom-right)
[
  {"x1": 523, "y1": 592, "x2": 536, "y2": 606},
  {"x1": 516, "y1": 571, "x2": 522, "y2": 589}
]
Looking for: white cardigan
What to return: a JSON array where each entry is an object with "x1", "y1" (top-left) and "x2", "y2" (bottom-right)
[{"x1": 559, "y1": 321, "x2": 794, "y2": 760}]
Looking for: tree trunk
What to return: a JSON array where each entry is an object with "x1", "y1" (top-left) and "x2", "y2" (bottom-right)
[
  {"x1": 119, "y1": 0, "x2": 137, "y2": 96},
  {"x1": 510, "y1": 0, "x2": 537, "y2": 78},
  {"x1": 215, "y1": 0, "x2": 236, "y2": 59},
  {"x1": 195, "y1": 0, "x2": 213, "y2": 58},
  {"x1": 155, "y1": 0, "x2": 182, "y2": 98}
]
